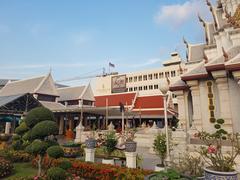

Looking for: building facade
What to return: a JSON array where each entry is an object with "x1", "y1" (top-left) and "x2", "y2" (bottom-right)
[{"x1": 170, "y1": 0, "x2": 240, "y2": 133}]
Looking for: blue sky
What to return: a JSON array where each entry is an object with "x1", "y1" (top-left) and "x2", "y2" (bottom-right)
[{"x1": 0, "y1": 0, "x2": 214, "y2": 85}]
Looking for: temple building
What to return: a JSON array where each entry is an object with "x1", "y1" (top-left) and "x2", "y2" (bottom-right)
[{"x1": 170, "y1": 0, "x2": 240, "y2": 133}]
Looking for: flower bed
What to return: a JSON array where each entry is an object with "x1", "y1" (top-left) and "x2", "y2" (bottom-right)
[
  {"x1": 0, "y1": 149, "x2": 33, "y2": 162},
  {"x1": 32, "y1": 157, "x2": 153, "y2": 180}
]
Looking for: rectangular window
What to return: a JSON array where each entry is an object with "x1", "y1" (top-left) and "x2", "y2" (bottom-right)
[
  {"x1": 154, "y1": 84, "x2": 158, "y2": 89},
  {"x1": 171, "y1": 71, "x2": 176, "y2": 77},
  {"x1": 148, "y1": 74, "x2": 152, "y2": 80},
  {"x1": 126, "y1": 77, "x2": 128, "y2": 83},
  {"x1": 159, "y1": 72, "x2": 164, "y2": 78},
  {"x1": 165, "y1": 72, "x2": 170, "y2": 78},
  {"x1": 139, "y1": 86, "x2": 142, "y2": 91},
  {"x1": 144, "y1": 86, "x2": 148, "y2": 90},
  {"x1": 138, "y1": 76, "x2": 142, "y2": 81},
  {"x1": 143, "y1": 75, "x2": 147, "y2": 81},
  {"x1": 129, "y1": 87, "x2": 133, "y2": 92},
  {"x1": 134, "y1": 76, "x2": 137, "y2": 82},
  {"x1": 149, "y1": 85, "x2": 153, "y2": 90},
  {"x1": 154, "y1": 73, "x2": 158, "y2": 79},
  {"x1": 129, "y1": 77, "x2": 133, "y2": 82}
]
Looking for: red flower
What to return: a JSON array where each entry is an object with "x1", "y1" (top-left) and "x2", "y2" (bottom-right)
[{"x1": 208, "y1": 145, "x2": 217, "y2": 154}]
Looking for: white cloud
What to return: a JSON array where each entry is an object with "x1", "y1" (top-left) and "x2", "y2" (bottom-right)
[{"x1": 154, "y1": 0, "x2": 211, "y2": 27}]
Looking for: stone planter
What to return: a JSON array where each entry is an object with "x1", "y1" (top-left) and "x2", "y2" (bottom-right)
[
  {"x1": 0, "y1": 134, "x2": 11, "y2": 142},
  {"x1": 62, "y1": 146, "x2": 82, "y2": 158},
  {"x1": 102, "y1": 158, "x2": 114, "y2": 165},
  {"x1": 154, "y1": 164, "x2": 165, "y2": 172},
  {"x1": 125, "y1": 141, "x2": 137, "y2": 152},
  {"x1": 85, "y1": 138, "x2": 96, "y2": 149},
  {"x1": 204, "y1": 167, "x2": 238, "y2": 180}
]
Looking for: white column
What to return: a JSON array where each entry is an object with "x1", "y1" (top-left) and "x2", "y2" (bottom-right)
[
  {"x1": 59, "y1": 116, "x2": 64, "y2": 135},
  {"x1": 174, "y1": 90, "x2": 187, "y2": 130},
  {"x1": 84, "y1": 148, "x2": 95, "y2": 162},
  {"x1": 125, "y1": 152, "x2": 137, "y2": 168},
  {"x1": 5, "y1": 122, "x2": 11, "y2": 134},
  {"x1": 212, "y1": 70, "x2": 233, "y2": 133},
  {"x1": 186, "y1": 80, "x2": 202, "y2": 131}
]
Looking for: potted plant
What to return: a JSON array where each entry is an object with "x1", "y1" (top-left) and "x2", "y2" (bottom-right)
[
  {"x1": 153, "y1": 133, "x2": 166, "y2": 171},
  {"x1": 102, "y1": 131, "x2": 117, "y2": 165},
  {"x1": 198, "y1": 118, "x2": 240, "y2": 179},
  {"x1": 125, "y1": 129, "x2": 137, "y2": 152},
  {"x1": 62, "y1": 141, "x2": 82, "y2": 157}
]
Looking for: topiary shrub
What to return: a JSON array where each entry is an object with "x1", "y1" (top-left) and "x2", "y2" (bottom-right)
[
  {"x1": 47, "y1": 167, "x2": 66, "y2": 180},
  {"x1": 26, "y1": 140, "x2": 48, "y2": 156},
  {"x1": 31, "y1": 120, "x2": 58, "y2": 140},
  {"x1": 12, "y1": 134, "x2": 21, "y2": 141},
  {"x1": 47, "y1": 146, "x2": 64, "y2": 159},
  {"x1": 15, "y1": 121, "x2": 29, "y2": 135},
  {"x1": 58, "y1": 160, "x2": 72, "y2": 170},
  {"x1": 11, "y1": 139, "x2": 23, "y2": 150},
  {"x1": 0, "y1": 157, "x2": 13, "y2": 178},
  {"x1": 25, "y1": 107, "x2": 55, "y2": 128}
]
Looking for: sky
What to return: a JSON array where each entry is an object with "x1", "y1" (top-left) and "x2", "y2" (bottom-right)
[{"x1": 0, "y1": 0, "x2": 215, "y2": 86}]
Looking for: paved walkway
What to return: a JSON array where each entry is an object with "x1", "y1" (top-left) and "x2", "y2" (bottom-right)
[{"x1": 136, "y1": 146, "x2": 159, "y2": 170}]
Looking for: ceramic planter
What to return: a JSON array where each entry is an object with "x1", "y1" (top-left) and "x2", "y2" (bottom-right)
[
  {"x1": 125, "y1": 141, "x2": 137, "y2": 152},
  {"x1": 85, "y1": 138, "x2": 96, "y2": 149},
  {"x1": 204, "y1": 167, "x2": 238, "y2": 180},
  {"x1": 62, "y1": 146, "x2": 82, "y2": 158},
  {"x1": 102, "y1": 158, "x2": 114, "y2": 165}
]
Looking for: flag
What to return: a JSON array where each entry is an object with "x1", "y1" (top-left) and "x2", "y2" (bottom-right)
[{"x1": 109, "y1": 62, "x2": 115, "y2": 68}]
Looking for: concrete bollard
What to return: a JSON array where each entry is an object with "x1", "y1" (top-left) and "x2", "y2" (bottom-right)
[
  {"x1": 84, "y1": 148, "x2": 95, "y2": 162},
  {"x1": 125, "y1": 152, "x2": 137, "y2": 168}
]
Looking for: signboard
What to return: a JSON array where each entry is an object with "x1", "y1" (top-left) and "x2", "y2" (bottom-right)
[{"x1": 111, "y1": 75, "x2": 127, "y2": 93}]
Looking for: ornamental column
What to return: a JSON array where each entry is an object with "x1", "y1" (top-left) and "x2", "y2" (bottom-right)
[
  {"x1": 186, "y1": 80, "x2": 202, "y2": 131},
  {"x1": 212, "y1": 70, "x2": 233, "y2": 133},
  {"x1": 59, "y1": 115, "x2": 64, "y2": 135},
  {"x1": 174, "y1": 90, "x2": 187, "y2": 130}
]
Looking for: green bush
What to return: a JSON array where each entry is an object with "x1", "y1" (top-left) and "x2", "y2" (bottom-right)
[
  {"x1": 47, "y1": 146, "x2": 64, "y2": 159},
  {"x1": 45, "y1": 140, "x2": 59, "y2": 148},
  {"x1": 103, "y1": 131, "x2": 117, "y2": 158},
  {"x1": 31, "y1": 120, "x2": 58, "y2": 140},
  {"x1": 0, "y1": 157, "x2": 13, "y2": 178},
  {"x1": 26, "y1": 140, "x2": 48, "y2": 156},
  {"x1": 22, "y1": 130, "x2": 32, "y2": 141},
  {"x1": 153, "y1": 133, "x2": 166, "y2": 167},
  {"x1": 47, "y1": 167, "x2": 66, "y2": 180},
  {"x1": 25, "y1": 107, "x2": 55, "y2": 128},
  {"x1": 15, "y1": 121, "x2": 29, "y2": 135},
  {"x1": 12, "y1": 134, "x2": 21, "y2": 141},
  {"x1": 0, "y1": 150, "x2": 33, "y2": 162},
  {"x1": 11, "y1": 139, "x2": 23, "y2": 150},
  {"x1": 58, "y1": 160, "x2": 72, "y2": 170}
]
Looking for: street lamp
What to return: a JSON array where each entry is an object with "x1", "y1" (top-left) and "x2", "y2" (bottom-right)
[{"x1": 159, "y1": 78, "x2": 171, "y2": 166}]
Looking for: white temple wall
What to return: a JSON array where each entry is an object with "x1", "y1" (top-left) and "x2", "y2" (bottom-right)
[
  {"x1": 199, "y1": 80, "x2": 211, "y2": 132},
  {"x1": 228, "y1": 78, "x2": 240, "y2": 133}
]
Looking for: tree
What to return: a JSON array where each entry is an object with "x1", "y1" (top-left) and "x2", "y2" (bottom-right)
[{"x1": 15, "y1": 107, "x2": 58, "y2": 176}]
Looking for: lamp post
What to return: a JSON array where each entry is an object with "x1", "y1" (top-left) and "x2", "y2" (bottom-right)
[{"x1": 159, "y1": 78, "x2": 171, "y2": 166}]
